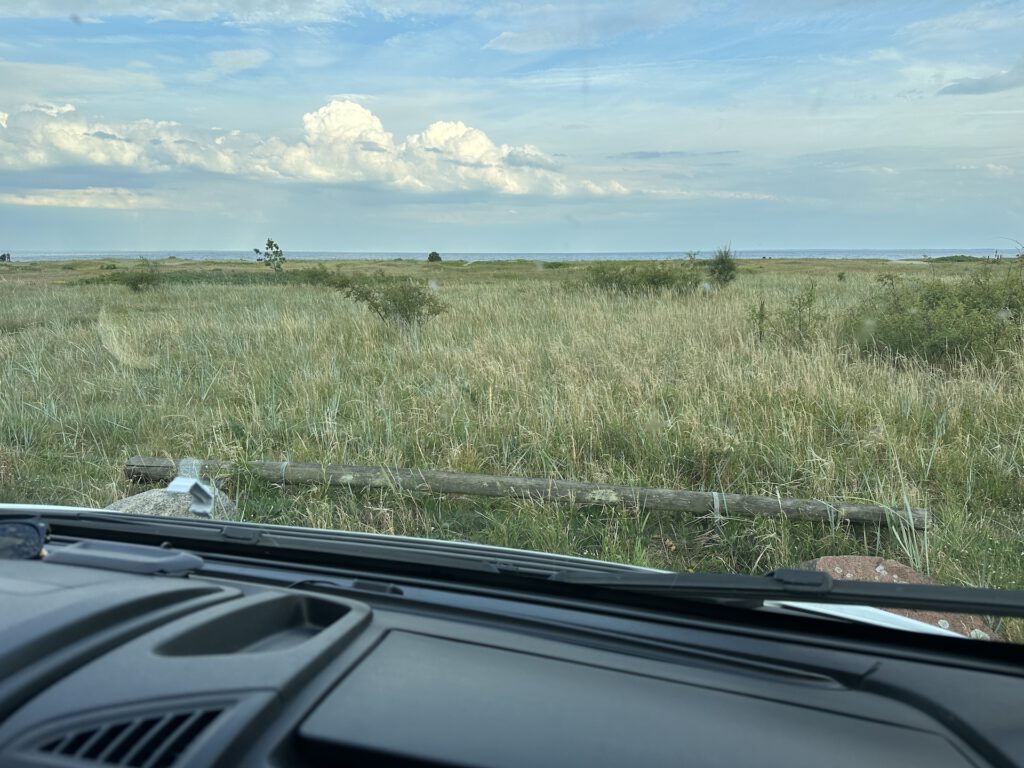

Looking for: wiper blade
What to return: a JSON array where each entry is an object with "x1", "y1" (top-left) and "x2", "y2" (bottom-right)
[
  {"x1": 9, "y1": 506, "x2": 637, "y2": 578},
  {"x1": 15, "y1": 506, "x2": 1024, "y2": 621},
  {"x1": 551, "y1": 568, "x2": 1024, "y2": 618}
]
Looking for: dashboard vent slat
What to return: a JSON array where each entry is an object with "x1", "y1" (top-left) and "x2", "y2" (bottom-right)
[{"x1": 28, "y1": 706, "x2": 225, "y2": 767}]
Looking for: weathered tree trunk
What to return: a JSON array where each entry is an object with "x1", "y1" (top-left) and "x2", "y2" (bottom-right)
[{"x1": 125, "y1": 456, "x2": 927, "y2": 529}]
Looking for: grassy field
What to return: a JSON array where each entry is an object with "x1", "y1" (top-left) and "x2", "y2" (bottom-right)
[{"x1": 2, "y1": 255, "x2": 1023, "y2": 636}]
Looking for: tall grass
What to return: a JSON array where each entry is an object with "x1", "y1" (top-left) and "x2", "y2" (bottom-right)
[{"x1": 2, "y1": 263, "x2": 1023, "y2": 632}]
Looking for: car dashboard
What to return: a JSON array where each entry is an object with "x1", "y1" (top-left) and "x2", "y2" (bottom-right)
[{"x1": 1, "y1": 534, "x2": 1022, "y2": 768}]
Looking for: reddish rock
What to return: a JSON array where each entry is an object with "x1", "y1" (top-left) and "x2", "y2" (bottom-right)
[{"x1": 799, "y1": 556, "x2": 1000, "y2": 641}]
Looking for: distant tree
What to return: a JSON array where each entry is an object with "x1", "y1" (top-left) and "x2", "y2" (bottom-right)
[
  {"x1": 708, "y1": 245, "x2": 737, "y2": 286},
  {"x1": 254, "y1": 238, "x2": 286, "y2": 274},
  {"x1": 427, "y1": 251, "x2": 442, "y2": 263}
]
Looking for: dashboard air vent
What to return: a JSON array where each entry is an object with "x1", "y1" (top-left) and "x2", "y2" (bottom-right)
[{"x1": 32, "y1": 706, "x2": 225, "y2": 768}]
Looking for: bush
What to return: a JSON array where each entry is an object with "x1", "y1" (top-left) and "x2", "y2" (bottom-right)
[
  {"x1": 344, "y1": 272, "x2": 447, "y2": 327},
  {"x1": 748, "y1": 281, "x2": 825, "y2": 348},
  {"x1": 254, "y1": 238, "x2": 286, "y2": 274},
  {"x1": 845, "y1": 269, "x2": 1024, "y2": 364},
  {"x1": 121, "y1": 260, "x2": 161, "y2": 292},
  {"x1": 707, "y1": 246, "x2": 737, "y2": 286},
  {"x1": 427, "y1": 251, "x2": 442, "y2": 263},
  {"x1": 584, "y1": 260, "x2": 701, "y2": 296},
  {"x1": 290, "y1": 264, "x2": 353, "y2": 290}
]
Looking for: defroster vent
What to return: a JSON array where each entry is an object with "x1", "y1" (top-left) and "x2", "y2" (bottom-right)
[{"x1": 30, "y1": 705, "x2": 226, "y2": 768}]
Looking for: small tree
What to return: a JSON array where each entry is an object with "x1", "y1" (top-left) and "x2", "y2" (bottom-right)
[
  {"x1": 254, "y1": 238, "x2": 286, "y2": 274},
  {"x1": 427, "y1": 251, "x2": 442, "y2": 263},
  {"x1": 708, "y1": 245, "x2": 737, "y2": 286}
]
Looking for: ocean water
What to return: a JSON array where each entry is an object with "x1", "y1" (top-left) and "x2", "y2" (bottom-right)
[{"x1": 2, "y1": 248, "x2": 1006, "y2": 263}]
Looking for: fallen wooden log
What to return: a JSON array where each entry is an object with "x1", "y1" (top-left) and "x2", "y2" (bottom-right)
[{"x1": 125, "y1": 456, "x2": 928, "y2": 530}]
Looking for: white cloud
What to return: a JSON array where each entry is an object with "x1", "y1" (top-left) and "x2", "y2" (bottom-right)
[
  {"x1": 903, "y1": 2, "x2": 1024, "y2": 44},
  {"x1": 481, "y1": 1, "x2": 699, "y2": 54},
  {"x1": 985, "y1": 163, "x2": 1015, "y2": 177},
  {"x1": 485, "y1": 30, "x2": 574, "y2": 54},
  {"x1": 188, "y1": 49, "x2": 271, "y2": 82},
  {"x1": 0, "y1": 1, "x2": 464, "y2": 23},
  {"x1": 640, "y1": 188, "x2": 776, "y2": 201},
  {"x1": 0, "y1": 60, "x2": 163, "y2": 105},
  {"x1": 939, "y1": 58, "x2": 1024, "y2": 95},
  {"x1": 0, "y1": 99, "x2": 625, "y2": 196},
  {"x1": 0, "y1": 112, "x2": 7, "y2": 129},
  {"x1": 272, "y1": 100, "x2": 401, "y2": 183},
  {"x1": 0, "y1": 187, "x2": 164, "y2": 209},
  {"x1": 211, "y1": 49, "x2": 270, "y2": 73},
  {"x1": 22, "y1": 103, "x2": 77, "y2": 117}
]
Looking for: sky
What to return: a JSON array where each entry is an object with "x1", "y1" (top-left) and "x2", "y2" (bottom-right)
[{"x1": 0, "y1": 0, "x2": 1022, "y2": 252}]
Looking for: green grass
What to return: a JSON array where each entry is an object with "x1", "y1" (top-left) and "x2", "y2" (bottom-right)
[{"x1": 2, "y1": 257, "x2": 1023, "y2": 639}]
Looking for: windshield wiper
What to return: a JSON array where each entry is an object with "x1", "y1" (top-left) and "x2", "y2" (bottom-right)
[
  {"x1": 15, "y1": 506, "x2": 1024, "y2": 620},
  {"x1": 550, "y1": 568, "x2": 1024, "y2": 619}
]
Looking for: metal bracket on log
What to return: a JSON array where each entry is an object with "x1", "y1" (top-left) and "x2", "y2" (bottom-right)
[{"x1": 124, "y1": 456, "x2": 928, "y2": 530}]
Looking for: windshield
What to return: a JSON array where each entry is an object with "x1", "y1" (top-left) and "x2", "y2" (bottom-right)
[{"x1": 0, "y1": 1, "x2": 1022, "y2": 643}]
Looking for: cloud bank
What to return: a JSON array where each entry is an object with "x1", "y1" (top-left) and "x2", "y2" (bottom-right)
[{"x1": 0, "y1": 100, "x2": 625, "y2": 197}]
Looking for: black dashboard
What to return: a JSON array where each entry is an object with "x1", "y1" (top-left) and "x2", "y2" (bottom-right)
[{"x1": 1, "y1": 539, "x2": 1022, "y2": 768}]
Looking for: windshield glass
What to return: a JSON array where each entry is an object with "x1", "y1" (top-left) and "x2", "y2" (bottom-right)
[{"x1": 1, "y1": 1, "x2": 1022, "y2": 643}]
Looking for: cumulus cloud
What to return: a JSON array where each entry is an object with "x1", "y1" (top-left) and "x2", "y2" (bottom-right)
[
  {"x1": 0, "y1": 187, "x2": 163, "y2": 209},
  {"x1": 0, "y1": 99, "x2": 625, "y2": 197},
  {"x1": 938, "y1": 58, "x2": 1024, "y2": 95}
]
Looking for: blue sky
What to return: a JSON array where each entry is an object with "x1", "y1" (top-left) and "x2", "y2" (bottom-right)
[{"x1": 0, "y1": 1, "x2": 1022, "y2": 252}]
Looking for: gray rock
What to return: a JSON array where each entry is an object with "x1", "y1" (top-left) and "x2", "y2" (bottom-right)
[{"x1": 106, "y1": 488, "x2": 238, "y2": 520}]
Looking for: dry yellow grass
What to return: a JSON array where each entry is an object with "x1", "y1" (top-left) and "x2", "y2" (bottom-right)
[{"x1": 2, "y1": 258, "x2": 1022, "y2": 642}]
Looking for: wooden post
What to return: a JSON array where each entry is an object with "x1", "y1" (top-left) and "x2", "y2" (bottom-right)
[{"x1": 125, "y1": 456, "x2": 928, "y2": 529}]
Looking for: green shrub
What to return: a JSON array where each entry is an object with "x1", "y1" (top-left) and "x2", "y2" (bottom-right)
[
  {"x1": 120, "y1": 260, "x2": 161, "y2": 292},
  {"x1": 748, "y1": 281, "x2": 825, "y2": 348},
  {"x1": 289, "y1": 264, "x2": 353, "y2": 290},
  {"x1": 100, "y1": 263, "x2": 118, "y2": 270},
  {"x1": 777, "y1": 281, "x2": 825, "y2": 345},
  {"x1": 585, "y1": 260, "x2": 701, "y2": 296},
  {"x1": 845, "y1": 270, "x2": 1024, "y2": 364},
  {"x1": 344, "y1": 272, "x2": 446, "y2": 327},
  {"x1": 427, "y1": 251, "x2": 442, "y2": 263},
  {"x1": 707, "y1": 246, "x2": 737, "y2": 286}
]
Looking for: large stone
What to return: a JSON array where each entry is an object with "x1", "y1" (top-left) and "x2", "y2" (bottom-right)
[
  {"x1": 106, "y1": 488, "x2": 238, "y2": 520},
  {"x1": 797, "y1": 555, "x2": 1001, "y2": 641}
]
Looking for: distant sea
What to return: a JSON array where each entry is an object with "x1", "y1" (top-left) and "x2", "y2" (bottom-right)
[{"x1": 4, "y1": 248, "x2": 1006, "y2": 263}]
